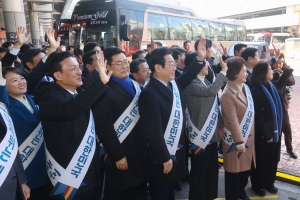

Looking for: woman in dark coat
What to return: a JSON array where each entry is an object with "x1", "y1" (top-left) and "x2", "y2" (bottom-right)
[{"x1": 250, "y1": 61, "x2": 290, "y2": 197}]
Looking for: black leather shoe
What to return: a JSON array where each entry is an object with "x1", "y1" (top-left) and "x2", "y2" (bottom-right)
[
  {"x1": 266, "y1": 186, "x2": 278, "y2": 194},
  {"x1": 252, "y1": 188, "x2": 266, "y2": 196},
  {"x1": 288, "y1": 151, "x2": 298, "y2": 159},
  {"x1": 174, "y1": 181, "x2": 182, "y2": 190}
]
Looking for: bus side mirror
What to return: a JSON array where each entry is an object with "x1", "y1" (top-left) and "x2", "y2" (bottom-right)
[{"x1": 120, "y1": 24, "x2": 131, "y2": 41}]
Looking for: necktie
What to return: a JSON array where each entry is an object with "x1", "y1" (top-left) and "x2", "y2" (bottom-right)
[{"x1": 167, "y1": 82, "x2": 173, "y2": 93}]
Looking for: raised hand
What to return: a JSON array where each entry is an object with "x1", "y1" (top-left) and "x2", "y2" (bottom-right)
[
  {"x1": 97, "y1": 56, "x2": 112, "y2": 84},
  {"x1": 14, "y1": 27, "x2": 31, "y2": 49},
  {"x1": 116, "y1": 157, "x2": 128, "y2": 170},
  {"x1": 196, "y1": 38, "x2": 206, "y2": 61},
  {"x1": 220, "y1": 43, "x2": 228, "y2": 57},
  {"x1": 46, "y1": 28, "x2": 60, "y2": 55},
  {"x1": 272, "y1": 43, "x2": 281, "y2": 59},
  {"x1": 219, "y1": 56, "x2": 228, "y2": 72}
]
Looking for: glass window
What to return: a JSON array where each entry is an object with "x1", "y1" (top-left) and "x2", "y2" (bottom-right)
[
  {"x1": 224, "y1": 24, "x2": 237, "y2": 41},
  {"x1": 70, "y1": 25, "x2": 86, "y2": 49},
  {"x1": 208, "y1": 22, "x2": 225, "y2": 41},
  {"x1": 167, "y1": 16, "x2": 191, "y2": 40},
  {"x1": 272, "y1": 36, "x2": 291, "y2": 43},
  {"x1": 191, "y1": 19, "x2": 210, "y2": 40},
  {"x1": 147, "y1": 13, "x2": 169, "y2": 40},
  {"x1": 237, "y1": 26, "x2": 246, "y2": 41}
]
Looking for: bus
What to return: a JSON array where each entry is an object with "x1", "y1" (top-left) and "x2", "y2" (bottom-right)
[
  {"x1": 54, "y1": 0, "x2": 247, "y2": 56},
  {"x1": 247, "y1": 32, "x2": 291, "y2": 55}
]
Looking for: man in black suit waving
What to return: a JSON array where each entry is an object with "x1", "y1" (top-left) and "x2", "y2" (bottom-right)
[{"x1": 139, "y1": 38, "x2": 207, "y2": 200}]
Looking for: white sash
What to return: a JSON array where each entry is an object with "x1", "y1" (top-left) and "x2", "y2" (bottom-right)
[
  {"x1": 45, "y1": 110, "x2": 96, "y2": 189},
  {"x1": 0, "y1": 103, "x2": 18, "y2": 187},
  {"x1": 223, "y1": 84, "x2": 254, "y2": 146},
  {"x1": 114, "y1": 80, "x2": 141, "y2": 143},
  {"x1": 18, "y1": 123, "x2": 43, "y2": 170},
  {"x1": 164, "y1": 80, "x2": 183, "y2": 156},
  {"x1": 187, "y1": 96, "x2": 219, "y2": 149}
]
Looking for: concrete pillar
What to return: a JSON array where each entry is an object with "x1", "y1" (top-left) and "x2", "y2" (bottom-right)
[
  {"x1": 40, "y1": 25, "x2": 45, "y2": 45},
  {"x1": 27, "y1": 3, "x2": 41, "y2": 48},
  {"x1": 2, "y1": 0, "x2": 27, "y2": 42}
]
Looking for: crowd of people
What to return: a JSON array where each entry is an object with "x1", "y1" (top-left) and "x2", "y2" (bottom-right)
[{"x1": 0, "y1": 26, "x2": 297, "y2": 200}]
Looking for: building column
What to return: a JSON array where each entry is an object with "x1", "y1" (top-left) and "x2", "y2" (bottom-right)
[
  {"x1": 27, "y1": 3, "x2": 41, "y2": 48},
  {"x1": 2, "y1": 0, "x2": 26, "y2": 42}
]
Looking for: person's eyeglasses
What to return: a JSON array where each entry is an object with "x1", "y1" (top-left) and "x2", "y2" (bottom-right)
[
  {"x1": 63, "y1": 66, "x2": 82, "y2": 74},
  {"x1": 110, "y1": 61, "x2": 129, "y2": 67}
]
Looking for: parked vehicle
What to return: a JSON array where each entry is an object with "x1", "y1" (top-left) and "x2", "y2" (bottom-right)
[{"x1": 228, "y1": 42, "x2": 270, "y2": 61}]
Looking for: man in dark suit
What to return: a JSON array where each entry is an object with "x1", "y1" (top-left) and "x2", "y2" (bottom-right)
[
  {"x1": 92, "y1": 47, "x2": 148, "y2": 200},
  {"x1": 172, "y1": 48, "x2": 186, "y2": 78},
  {"x1": 241, "y1": 47, "x2": 260, "y2": 90},
  {"x1": 138, "y1": 38, "x2": 206, "y2": 200},
  {"x1": 0, "y1": 104, "x2": 30, "y2": 200},
  {"x1": 34, "y1": 51, "x2": 111, "y2": 200}
]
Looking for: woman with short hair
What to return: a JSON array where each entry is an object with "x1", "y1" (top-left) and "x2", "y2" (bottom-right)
[{"x1": 220, "y1": 57, "x2": 255, "y2": 200}]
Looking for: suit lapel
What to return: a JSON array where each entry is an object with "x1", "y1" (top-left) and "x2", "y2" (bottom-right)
[
  {"x1": 110, "y1": 80, "x2": 134, "y2": 100},
  {"x1": 151, "y1": 76, "x2": 173, "y2": 102},
  {"x1": 9, "y1": 96, "x2": 39, "y2": 125},
  {"x1": 237, "y1": 92, "x2": 248, "y2": 106}
]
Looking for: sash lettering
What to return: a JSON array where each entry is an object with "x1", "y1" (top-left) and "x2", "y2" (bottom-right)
[
  {"x1": 46, "y1": 111, "x2": 96, "y2": 200},
  {"x1": 164, "y1": 80, "x2": 183, "y2": 157},
  {"x1": 223, "y1": 85, "x2": 254, "y2": 157},
  {"x1": 187, "y1": 96, "x2": 218, "y2": 149},
  {"x1": 0, "y1": 103, "x2": 18, "y2": 187},
  {"x1": 114, "y1": 80, "x2": 141, "y2": 143},
  {"x1": 18, "y1": 123, "x2": 43, "y2": 170}
]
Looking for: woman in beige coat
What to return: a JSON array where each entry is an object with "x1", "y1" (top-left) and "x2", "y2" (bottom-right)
[{"x1": 220, "y1": 57, "x2": 256, "y2": 200}]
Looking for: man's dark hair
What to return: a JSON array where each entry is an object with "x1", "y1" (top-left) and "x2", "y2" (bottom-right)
[
  {"x1": 241, "y1": 47, "x2": 258, "y2": 62},
  {"x1": 0, "y1": 47, "x2": 8, "y2": 53},
  {"x1": 147, "y1": 44, "x2": 151, "y2": 48},
  {"x1": 20, "y1": 44, "x2": 31, "y2": 54},
  {"x1": 83, "y1": 42, "x2": 99, "y2": 53},
  {"x1": 234, "y1": 43, "x2": 247, "y2": 55},
  {"x1": 278, "y1": 53, "x2": 284, "y2": 59},
  {"x1": 184, "y1": 52, "x2": 197, "y2": 71},
  {"x1": 171, "y1": 45, "x2": 180, "y2": 49},
  {"x1": 2, "y1": 42, "x2": 13, "y2": 49},
  {"x1": 2, "y1": 67, "x2": 23, "y2": 78},
  {"x1": 194, "y1": 39, "x2": 212, "y2": 51},
  {"x1": 130, "y1": 58, "x2": 147, "y2": 75},
  {"x1": 226, "y1": 57, "x2": 246, "y2": 81},
  {"x1": 183, "y1": 40, "x2": 191, "y2": 48},
  {"x1": 132, "y1": 50, "x2": 146, "y2": 60},
  {"x1": 60, "y1": 41, "x2": 66, "y2": 46},
  {"x1": 149, "y1": 47, "x2": 172, "y2": 73},
  {"x1": 172, "y1": 47, "x2": 186, "y2": 60},
  {"x1": 104, "y1": 47, "x2": 126, "y2": 65},
  {"x1": 22, "y1": 48, "x2": 42, "y2": 70},
  {"x1": 67, "y1": 45, "x2": 74, "y2": 51},
  {"x1": 74, "y1": 48, "x2": 84, "y2": 58},
  {"x1": 155, "y1": 42, "x2": 163, "y2": 47},
  {"x1": 251, "y1": 61, "x2": 270, "y2": 85},
  {"x1": 45, "y1": 51, "x2": 74, "y2": 81},
  {"x1": 82, "y1": 50, "x2": 97, "y2": 66}
]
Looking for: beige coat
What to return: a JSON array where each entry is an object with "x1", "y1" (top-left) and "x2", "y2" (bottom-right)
[{"x1": 220, "y1": 81, "x2": 256, "y2": 173}]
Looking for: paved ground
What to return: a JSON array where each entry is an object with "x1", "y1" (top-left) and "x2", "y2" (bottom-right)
[
  {"x1": 175, "y1": 59, "x2": 300, "y2": 199},
  {"x1": 278, "y1": 59, "x2": 300, "y2": 176}
]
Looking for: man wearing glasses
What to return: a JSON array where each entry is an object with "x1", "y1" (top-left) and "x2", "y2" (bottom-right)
[{"x1": 92, "y1": 47, "x2": 148, "y2": 200}]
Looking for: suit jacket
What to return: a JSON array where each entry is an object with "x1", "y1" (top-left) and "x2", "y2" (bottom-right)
[
  {"x1": 139, "y1": 58, "x2": 205, "y2": 185},
  {"x1": 0, "y1": 83, "x2": 47, "y2": 189},
  {"x1": 246, "y1": 70, "x2": 253, "y2": 90},
  {"x1": 92, "y1": 79, "x2": 148, "y2": 190},
  {"x1": 34, "y1": 76, "x2": 108, "y2": 197},
  {"x1": 0, "y1": 111, "x2": 26, "y2": 200},
  {"x1": 220, "y1": 81, "x2": 255, "y2": 173},
  {"x1": 184, "y1": 73, "x2": 227, "y2": 143}
]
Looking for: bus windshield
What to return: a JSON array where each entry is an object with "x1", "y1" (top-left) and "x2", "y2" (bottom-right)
[{"x1": 272, "y1": 36, "x2": 291, "y2": 43}]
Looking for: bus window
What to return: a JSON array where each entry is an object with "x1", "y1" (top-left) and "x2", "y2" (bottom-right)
[
  {"x1": 224, "y1": 24, "x2": 237, "y2": 41},
  {"x1": 167, "y1": 16, "x2": 191, "y2": 40},
  {"x1": 237, "y1": 26, "x2": 246, "y2": 41},
  {"x1": 70, "y1": 25, "x2": 86, "y2": 49},
  {"x1": 272, "y1": 36, "x2": 291, "y2": 43},
  {"x1": 208, "y1": 22, "x2": 225, "y2": 41},
  {"x1": 191, "y1": 19, "x2": 210, "y2": 40},
  {"x1": 147, "y1": 13, "x2": 169, "y2": 40},
  {"x1": 264, "y1": 36, "x2": 271, "y2": 45},
  {"x1": 87, "y1": 26, "x2": 116, "y2": 48}
]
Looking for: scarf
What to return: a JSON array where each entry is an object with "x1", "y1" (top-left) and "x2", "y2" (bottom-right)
[
  {"x1": 111, "y1": 76, "x2": 136, "y2": 98},
  {"x1": 260, "y1": 81, "x2": 283, "y2": 143}
]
